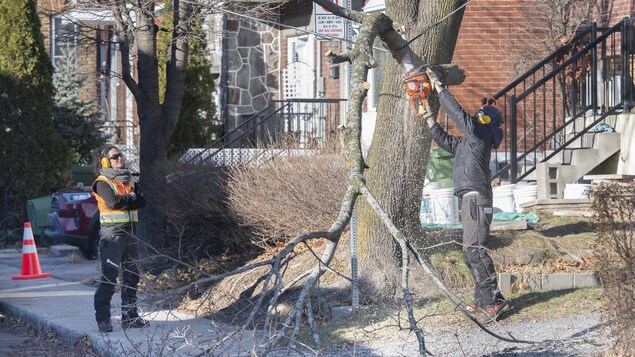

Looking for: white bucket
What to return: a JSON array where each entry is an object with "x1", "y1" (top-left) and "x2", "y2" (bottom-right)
[
  {"x1": 513, "y1": 183, "x2": 538, "y2": 213},
  {"x1": 493, "y1": 184, "x2": 516, "y2": 213},
  {"x1": 563, "y1": 184, "x2": 591, "y2": 199},
  {"x1": 421, "y1": 182, "x2": 444, "y2": 224},
  {"x1": 430, "y1": 187, "x2": 460, "y2": 225}
]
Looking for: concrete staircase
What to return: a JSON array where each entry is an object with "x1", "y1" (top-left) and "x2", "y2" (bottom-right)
[{"x1": 534, "y1": 130, "x2": 621, "y2": 199}]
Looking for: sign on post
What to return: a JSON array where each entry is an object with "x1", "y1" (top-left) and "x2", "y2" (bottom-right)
[{"x1": 314, "y1": 1, "x2": 345, "y2": 41}]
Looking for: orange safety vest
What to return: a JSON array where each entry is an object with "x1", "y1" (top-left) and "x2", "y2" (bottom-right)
[{"x1": 92, "y1": 176, "x2": 139, "y2": 224}]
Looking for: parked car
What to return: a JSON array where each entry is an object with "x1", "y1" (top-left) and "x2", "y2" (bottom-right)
[{"x1": 44, "y1": 186, "x2": 100, "y2": 259}]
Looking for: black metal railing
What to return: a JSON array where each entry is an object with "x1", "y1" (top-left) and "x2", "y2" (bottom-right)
[
  {"x1": 491, "y1": 19, "x2": 635, "y2": 182},
  {"x1": 182, "y1": 98, "x2": 346, "y2": 166}
]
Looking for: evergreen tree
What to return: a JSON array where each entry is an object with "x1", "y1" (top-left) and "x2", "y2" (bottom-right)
[
  {"x1": 52, "y1": 48, "x2": 109, "y2": 165},
  {"x1": 0, "y1": 0, "x2": 72, "y2": 204},
  {"x1": 158, "y1": 2, "x2": 220, "y2": 157}
]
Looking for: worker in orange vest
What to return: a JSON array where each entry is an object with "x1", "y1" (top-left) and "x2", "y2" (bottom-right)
[{"x1": 92, "y1": 145, "x2": 147, "y2": 333}]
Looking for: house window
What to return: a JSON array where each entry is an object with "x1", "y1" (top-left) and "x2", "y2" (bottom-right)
[{"x1": 51, "y1": 15, "x2": 77, "y2": 64}]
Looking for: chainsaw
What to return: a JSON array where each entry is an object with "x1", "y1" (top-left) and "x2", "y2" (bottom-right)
[{"x1": 402, "y1": 68, "x2": 432, "y2": 116}]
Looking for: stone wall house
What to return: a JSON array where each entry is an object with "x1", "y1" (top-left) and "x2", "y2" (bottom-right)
[{"x1": 211, "y1": 0, "x2": 362, "y2": 151}]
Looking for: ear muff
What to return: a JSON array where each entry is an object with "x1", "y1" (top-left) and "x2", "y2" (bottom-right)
[
  {"x1": 100, "y1": 146, "x2": 115, "y2": 168},
  {"x1": 100, "y1": 156, "x2": 111, "y2": 168},
  {"x1": 478, "y1": 110, "x2": 492, "y2": 125}
]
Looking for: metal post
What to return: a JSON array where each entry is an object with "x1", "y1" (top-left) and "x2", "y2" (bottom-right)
[
  {"x1": 346, "y1": 0, "x2": 358, "y2": 312},
  {"x1": 350, "y1": 202, "x2": 359, "y2": 311},
  {"x1": 591, "y1": 22, "x2": 598, "y2": 112},
  {"x1": 510, "y1": 95, "x2": 518, "y2": 183},
  {"x1": 622, "y1": 19, "x2": 631, "y2": 113}
]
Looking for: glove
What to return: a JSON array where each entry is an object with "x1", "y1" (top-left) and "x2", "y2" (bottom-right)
[
  {"x1": 426, "y1": 67, "x2": 445, "y2": 92},
  {"x1": 127, "y1": 191, "x2": 137, "y2": 201},
  {"x1": 419, "y1": 102, "x2": 434, "y2": 119}
]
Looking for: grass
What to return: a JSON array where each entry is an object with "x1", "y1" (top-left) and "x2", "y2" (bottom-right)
[
  {"x1": 299, "y1": 288, "x2": 605, "y2": 348},
  {"x1": 297, "y1": 214, "x2": 604, "y2": 348}
]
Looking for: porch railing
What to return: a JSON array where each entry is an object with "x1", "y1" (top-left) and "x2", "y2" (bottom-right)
[{"x1": 491, "y1": 19, "x2": 635, "y2": 182}]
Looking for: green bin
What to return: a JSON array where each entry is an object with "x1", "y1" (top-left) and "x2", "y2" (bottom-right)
[
  {"x1": 426, "y1": 148, "x2": 454, "y2": 188},
  {"x1": 26, "y1": 195, "x2": 51, "y2": 238},
  {"x1": 72, "y1": 165, "x2": 97, "y2": 187}
]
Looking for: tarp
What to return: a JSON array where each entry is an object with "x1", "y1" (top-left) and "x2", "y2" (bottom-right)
[{"x1": 421, "y1": 212, "x2": 540, "y2": 229}]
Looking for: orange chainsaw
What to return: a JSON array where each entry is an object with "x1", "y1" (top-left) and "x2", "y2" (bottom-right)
[{"x1": 403, "y1": 69, "x2": 432, "y2": 116}]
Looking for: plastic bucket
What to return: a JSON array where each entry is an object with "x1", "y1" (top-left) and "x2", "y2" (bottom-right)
[
  {"x1": 493, "y1": 184, "x2": 516, "y2": 213},
  {"x1": 513, "y1": 183, "x2": 538, "y2": 213},
  {"x1": 563, "y1": 184, "x2": 591, "y2": 199},
  {"x1": 430, "y1": 187, "x2": 460, "y2": 225}
]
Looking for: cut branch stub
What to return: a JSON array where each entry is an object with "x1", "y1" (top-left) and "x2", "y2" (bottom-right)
[
  {"x1": 429, "y1": 64, "x2": 465, "y2": 87},
  {"x1": 326, "y1": 50, "x2": 351, "y2": 64}
]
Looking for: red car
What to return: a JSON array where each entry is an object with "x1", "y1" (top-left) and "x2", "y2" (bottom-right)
[{"x1": 44, "y1": 186, "x2": 100, "y2": 259}]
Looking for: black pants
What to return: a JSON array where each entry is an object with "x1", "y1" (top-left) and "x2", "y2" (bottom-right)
[
  {"x1": 460, "y1": 192, "x2": 499, "y2": 307},
  {"x1": 94, "y1": 228, "x2": 141, "y2": 322}
]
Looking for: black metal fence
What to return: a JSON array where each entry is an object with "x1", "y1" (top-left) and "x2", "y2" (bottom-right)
[{"x1": 492, "y1": 19, "x2": 635, "y2": 182}]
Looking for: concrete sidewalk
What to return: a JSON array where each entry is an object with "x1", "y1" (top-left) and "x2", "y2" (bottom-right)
[{"x1": 0, "y1": 247, "x2": 257, "y2": 356}]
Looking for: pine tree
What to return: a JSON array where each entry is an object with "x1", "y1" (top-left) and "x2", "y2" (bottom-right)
[
  {"x1": 52, "y1": 48, "x2": 109, "y2": 165},
  {"x1": 0, "y1": 0, "x2": 72, "y2": 204},
  {"x1": 158, "y1": 2, "x2": 220, "y2": 157}
]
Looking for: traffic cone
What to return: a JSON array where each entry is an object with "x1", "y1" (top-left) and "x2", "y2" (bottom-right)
[{"x1": 12, "y1": 222, "x2": 52, "y2": 280}]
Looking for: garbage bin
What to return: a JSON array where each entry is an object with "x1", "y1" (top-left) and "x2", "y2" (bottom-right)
[
  {"x1": 26, "y1": 196, "x2": 51, "y2": 238},
  {"x1": 72, "y1": 165, "x2": 96, "y2": 187},
  {"x1": 426, "y1": 148, "x2": 454, "y2": 188}
]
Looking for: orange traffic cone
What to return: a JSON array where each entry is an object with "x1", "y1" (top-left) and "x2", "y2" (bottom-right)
[{"x1": 12, "y1": 222, "x2": 52, "y2": 280}]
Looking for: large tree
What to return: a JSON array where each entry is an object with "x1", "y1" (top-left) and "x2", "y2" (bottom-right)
[
  {"x1": 109, "y1": 0, "x2": 271, "y2": 250},
  {"x1": 356, "y1": 1, "x2": 466, "y2": 297},
  {"x1": 0, "y1": 0, "x2": 71, "y2": 205},
  {"x1": 157, "y1": 1, "x2": 219, "y2": 158}
]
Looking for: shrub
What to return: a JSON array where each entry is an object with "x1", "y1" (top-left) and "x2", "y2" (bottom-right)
[
  {"x1": 592, "y1": 181, "x2": 635, "y2": 356},
  {"x1": 227, "y1": 146, "x2": 348, "y2": 248},
  {"x1": 148, "y1": 158, "x2": 247, "y2": 261}
]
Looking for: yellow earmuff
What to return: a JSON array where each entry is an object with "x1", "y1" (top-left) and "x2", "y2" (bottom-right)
[
  {"x1": 100, "y1": 146, "x2": 115, "y2": 168},
  {"x1": 100, "y1": 156, "x2": 111, "y2": 168},
  {"x1": 478, "y1": 110, "x2": 492, "y2": 125}
]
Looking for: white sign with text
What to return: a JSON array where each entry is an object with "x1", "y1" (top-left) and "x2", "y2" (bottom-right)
[{"x1": 314, "y1": 1, "x2": 345, "y2": 40}]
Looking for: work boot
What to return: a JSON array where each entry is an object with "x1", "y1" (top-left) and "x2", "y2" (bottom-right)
[
  {"x1": 97, "y1": 320, "x2": 113, "y2": 333},
  {"x1": 479, "y1": 300, "x2": 509, "y2": 324},
  {"x1": 121, "y1": 314, "x2": 149, "y2": 329},
  {"x1": 466, "y1": 302, "x2": 481, "y2": 314}
]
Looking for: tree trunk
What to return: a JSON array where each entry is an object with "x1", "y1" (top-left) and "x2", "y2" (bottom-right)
[
  {"x1": 357, "y1": 0, "x2": 465, "y2": 298},
  {"x1": 112, "y1": 0, "x2": 190, "y2": 252}
]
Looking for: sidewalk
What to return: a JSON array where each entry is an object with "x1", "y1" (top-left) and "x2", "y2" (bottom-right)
[{"x1": 0, "y1": 247, "x2": 254, "y2": 356}]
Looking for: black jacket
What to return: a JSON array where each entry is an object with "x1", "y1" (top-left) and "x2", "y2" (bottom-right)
[
  {"x1": 94, "y1": 179, "x2": 145, "y2": 235},
  {"x1": 428, "y1": 90, "x2": 494, "y2": 199}
]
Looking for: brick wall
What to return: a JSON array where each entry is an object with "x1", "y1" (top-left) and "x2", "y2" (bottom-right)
[
  {"x1": 451, "y1": 0, "x2": 545, "y2": 117},
  {"x1": 605, "y1": 0, "x2": 635, "y2": 25}
]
